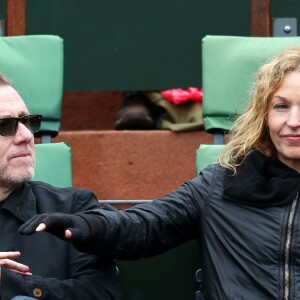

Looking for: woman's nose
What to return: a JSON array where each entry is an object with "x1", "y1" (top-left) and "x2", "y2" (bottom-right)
[{"x1": 287, "y1": 109, "x2": 300, "y2": 127}]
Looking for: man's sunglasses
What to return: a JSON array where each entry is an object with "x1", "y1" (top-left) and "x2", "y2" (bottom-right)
[{"x1": 0, "y1": 114, "x2": 42, "y2": 137}]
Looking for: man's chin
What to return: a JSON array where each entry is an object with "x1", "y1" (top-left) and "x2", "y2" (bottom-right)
[{"x1": 2, "y1": 169, "x2": 34, "y2": 185}]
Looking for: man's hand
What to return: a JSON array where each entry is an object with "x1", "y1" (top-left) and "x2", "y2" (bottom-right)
[
  {"x1": 0, "y1": 251, "x2": 31, "y2": 275},
  {"x1": 19, "y1": 213, "x2": 92, "y2": 242}
]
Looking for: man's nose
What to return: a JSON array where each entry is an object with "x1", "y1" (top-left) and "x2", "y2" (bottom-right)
[{"x1": 13, "y1": 122, "x2": 33, "y2": 143}]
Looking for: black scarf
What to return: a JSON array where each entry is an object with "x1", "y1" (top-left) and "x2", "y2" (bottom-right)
[{"x1": 223, "y1": 150, "x2": 300, "y2": 207}]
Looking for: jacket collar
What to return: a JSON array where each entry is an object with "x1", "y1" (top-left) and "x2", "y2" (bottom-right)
[
  {"x1": 1, "y1": 182, "x2": 37, "y2": 222},
  {"x1": 223, "y1": 150, "x2": 300, "y2": 207}
]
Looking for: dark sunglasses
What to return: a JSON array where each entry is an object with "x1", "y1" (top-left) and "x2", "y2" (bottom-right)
[{"x1": 0, "y1": 114, "x2": 42, "y2": 137}]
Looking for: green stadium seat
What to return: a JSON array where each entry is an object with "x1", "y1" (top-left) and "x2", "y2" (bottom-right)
[
  {"x1": 34, "y1": 142, "x2": 72, "y2": 187},
  {"x1": 0, "y1": 35, "x2": 64, "y2": 141},
  {"x1": 196, "y1": 35, "x2": 300, "y2": 173},
  {"x1": 0, "y1": 35, "x2": 72, "y2": 187},
  {"x1": 196, "y1": 144, "x2": 224, "y2": 175}
]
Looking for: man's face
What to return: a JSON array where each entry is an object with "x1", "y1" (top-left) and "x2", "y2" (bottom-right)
[{"x1": 0, "y1": 85, "x2": 35, "y2": 187}]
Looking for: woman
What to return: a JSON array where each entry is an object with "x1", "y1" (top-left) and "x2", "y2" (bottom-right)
[{"x1": 19, "y1": 47, "x2": 300, "y2": 299}]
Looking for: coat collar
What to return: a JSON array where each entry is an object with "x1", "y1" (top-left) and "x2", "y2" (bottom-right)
[
  {"x1": 223, "y1": 150, "x2": 300, "y2": 207},
  {"x1": 1, "y1": 182, "x2": 37, "y2": 222}
]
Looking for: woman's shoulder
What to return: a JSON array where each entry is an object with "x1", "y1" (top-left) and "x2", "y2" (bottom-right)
[
  {"x1": 196, "y1": 162, "x2": 225, "y2": 182},
  {"x1": 185, "y1": 163, "x2": 225, "y2": 202}
]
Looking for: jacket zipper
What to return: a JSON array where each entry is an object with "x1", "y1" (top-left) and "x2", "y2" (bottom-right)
[{"x1": 284, "y1": 193, "x2": 298, "y2": 300}]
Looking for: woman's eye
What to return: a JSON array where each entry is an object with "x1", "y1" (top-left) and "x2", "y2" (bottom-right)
[{"x1": 273, "y1": 103, "x2": 288, "y2": 110}]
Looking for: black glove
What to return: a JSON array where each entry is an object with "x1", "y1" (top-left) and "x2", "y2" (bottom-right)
[{"x1": 18, "y1": 213, "x2": 92, "y2": 242}]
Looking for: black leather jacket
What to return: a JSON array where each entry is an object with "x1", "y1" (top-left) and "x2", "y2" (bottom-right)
[{"x1": 86, "y1": 151, "x2": 300, "y2": 299}]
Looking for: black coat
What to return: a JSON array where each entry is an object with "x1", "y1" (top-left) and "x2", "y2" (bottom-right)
[
  {"x1": 82, "y1": 151, "x2": 300, "y2": 299},
  {"x1": 0, "y1": 181, "x2": 121, "y2": 300}
]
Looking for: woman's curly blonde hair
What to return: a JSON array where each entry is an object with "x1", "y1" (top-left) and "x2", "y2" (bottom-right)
[{"x1": 220, "y1": 47, "x2": 300, "y2": 174}]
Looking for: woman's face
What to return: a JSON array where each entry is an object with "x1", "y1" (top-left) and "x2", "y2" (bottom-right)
[{"x1": 267, "y1": 71, "x2": 300, "y2": 172}]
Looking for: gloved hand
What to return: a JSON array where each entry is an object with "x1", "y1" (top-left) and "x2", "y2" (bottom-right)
[{"x1": 18, "y1": 213, "x2": 92, "y2": 242}]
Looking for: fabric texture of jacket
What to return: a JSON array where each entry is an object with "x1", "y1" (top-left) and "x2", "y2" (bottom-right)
[
  {"x1": 83, "y1": 150, "x2": 300, "y2": 299},
  {"x1": 0, "y1": 181, "x2": 121, "y2": 300}
]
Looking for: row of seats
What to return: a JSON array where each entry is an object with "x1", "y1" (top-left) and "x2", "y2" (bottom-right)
[{"x1": 3, "y1": 34, "x2": 300, "y2": 299}]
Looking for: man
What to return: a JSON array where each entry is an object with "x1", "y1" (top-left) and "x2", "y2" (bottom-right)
[{"x1": 0, "y1": 73, "x2": 121, "y2": 299}]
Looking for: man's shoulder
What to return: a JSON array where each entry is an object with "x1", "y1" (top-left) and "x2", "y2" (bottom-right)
[
  {"x1": 27, "y1": 180, "x2": 79, "y2": 194},
  {"x1": 26, "y1": 181, "x2": 98, "y2": 211}
]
